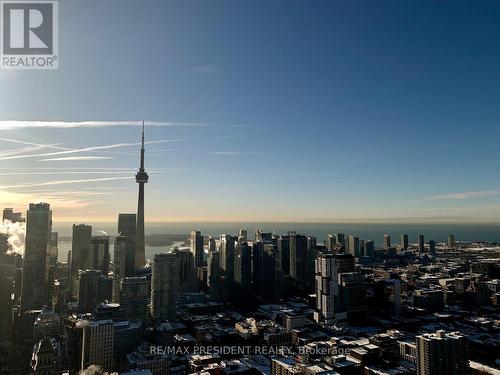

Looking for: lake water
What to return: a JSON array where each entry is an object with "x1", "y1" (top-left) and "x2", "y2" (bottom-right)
[{"x1": 53, "y1": 221, "x2": 500, "y2": 261}]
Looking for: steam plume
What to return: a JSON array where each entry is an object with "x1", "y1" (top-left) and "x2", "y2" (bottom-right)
[{"x1": 0, "y1": 219, "x2": 26, "y2": 256}]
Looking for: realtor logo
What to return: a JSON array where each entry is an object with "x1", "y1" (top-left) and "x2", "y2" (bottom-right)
[{"x1": 1, "y1": 0, "x2": 58, "y2": 69}]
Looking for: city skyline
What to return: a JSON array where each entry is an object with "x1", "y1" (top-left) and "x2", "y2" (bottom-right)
[{"x1": 3, "y1": 1, "x2": 500, "y2": 223}]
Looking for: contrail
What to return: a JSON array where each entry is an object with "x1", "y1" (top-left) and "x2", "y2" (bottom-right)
[
  {"x1": 0, "y1": 137, "x2": 68, "y2": 150},
  {"x1": 0, "y1": 176, "x2": 133, "y2": 189},
  {"x1": 0, "y1": 140, "x2": 180, "y2": 161},
  {"x1": 0, "y1": 120, "x2": 207, "y2": 129}
]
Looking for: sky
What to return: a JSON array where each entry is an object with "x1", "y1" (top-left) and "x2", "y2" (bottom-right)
[{"x1": 1, "y1": 0, "x2": 500, "y2": 223}]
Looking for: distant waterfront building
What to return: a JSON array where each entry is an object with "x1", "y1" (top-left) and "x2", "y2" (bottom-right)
[
  {"x1": 21, "y1": 203, "x2": 52, "y2": 312},
  {"x1": 151, "y1": 253, "x2": 180, "y2": 321},
  {"x1": 120, "y1": 276, "x2": 149, "y2": 323},
  {"x1": 347, "y1": 235, "x2": 360, "y2": 257},
  {"x1": 255, "y1": 229, "x2": 273, "y2": 242},
  {"x1": 239, "y1": 228, "x2": 248, "y2": 242},
  {"x1": 91, "y1": 235, "x2": 110, "y2": 275},
  {"x1": 70, "y1": 224, "x2": 92, "y2": 297},
  {"x1": 448, "y1": 235, "x2": 455, "y2": 248},
  {"x1": 113, "y1": 235, "x2": 127, "y2": 303},
  {"x1": 383, "y1": 234, "x2": 391, "y2": 249},
  {"x1": 364, "y1": 240, "x2": 375, "y2": 257},
  {"x1": 290, "y1": 234, "x2": 308, "y2": 287},
  {"x1": 190, "y1": 230, "x2": 204, "y2": 268},
  {"x1": 118, "y1": 214, "x2": 137, "y2": 277},
  {"x1": 416, "y1": 330, "x2": 469, "y2": 375},
  {"x1": 418, "y1": 235, "x2": 425, "y2": 253},
  {"x1": 401, "y1": 234, "x2": 409, "y2": 250},
  {"x1": 207, "y1": 236, "x2": 217, "y2": 252},
  {"x1": 325, "y1": 234, "x2": 336, "y2": 251},
  {"x1": 336, "y1": 233, "x2": 346, "y2": 248},
  {"x1": 429, "y1": 240, "x2": 436, "y2": 256}
]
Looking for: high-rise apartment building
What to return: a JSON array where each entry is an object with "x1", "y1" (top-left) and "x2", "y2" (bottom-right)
[
  {"x1": 190, "y1": 230, "x2": 204, "y2": 268},
  {"x1": 314, "y1": 253, "x2": 355, "y2": 325},
  {"x1": 120, "y1": 276, "x2": 149, "y2": 323},
  {"x1": 90, "y1": 235, "x2": 110, "y2": 275},
  {"x1": 448, "y1": 235, "x2": 455, "y2": 248},
  {"x1": 416, "y1": 330, "x2": 469, "y2": 375},
  {"x1": 81, "y1": 319, "x2": 114, "y2": 371},
  {"x1": 418, "y1": 235, "x2": 425, "y2": 253},
  {"x1": 21, "y1": 203, "x2": 52, "y2": 312},
  {"x1": 401, "y1": 234, "x2": 409, "y2": 250},
  {"x1": 290, "y1": 233, "x2": 308, "y2": 285},
  {"x1": 151, "y1": 253, "x2": 180, "y2": 321},
  {"x1": 113, "y1": 235, "x2": 127, "y2": 303},
  {"x1": 383, "y1": 234, "x2": 391, "y2": 249},
  {"x1": 70, "y1": 224, "x2": 92, "y2": 297},
  {"x1": 118, "y1": 214, "x2": 137, "y2": 277},
  {"x1": 347, "y1": 235, "x2": 360, "y2": 257}
]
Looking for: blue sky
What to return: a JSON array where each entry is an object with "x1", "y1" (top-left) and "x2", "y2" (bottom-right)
[{"x1": 1, "y1": 0, "x2": 500, "y2": 222}]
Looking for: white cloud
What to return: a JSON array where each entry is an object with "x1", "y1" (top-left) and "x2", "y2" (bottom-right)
[
  {"x1": 427, "y1": 189, "x2": 500, "y2": 200},
  {"x1": 0, "y1": 120, "x2": 207, "y2": 129},
  {"x1": 209, "y1": 151, "x2": 266, "y2": 156}
]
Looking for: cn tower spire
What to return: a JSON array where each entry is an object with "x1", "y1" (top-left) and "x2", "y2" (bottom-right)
[
  {"x1": 140, "y1": 120, "x2": 145, "y2": 171},
  {"x1": 135, "y1": 121, "x2": 148, "y2": 269}
]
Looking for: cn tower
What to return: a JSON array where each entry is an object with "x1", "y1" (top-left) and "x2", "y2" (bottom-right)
[{"x1": 135, "y1": 121, "x2": 148, "y2": 268}]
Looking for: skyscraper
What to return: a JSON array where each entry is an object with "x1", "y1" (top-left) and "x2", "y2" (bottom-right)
[
  {"x1": 347, "y1": 235, "x2": 360, "y2": 257},
  {"x1": 91, "y1": 235, "x2": 110, "y2": 275},
  {"x1": 364, "y1": 240, "x2": 375, "y2": 257},
  {"x1": 135, "y1": 122, "x2": 149, "y2": 270},
  {"x1": 401, "y1": 234, "x2": 409, "y2": 250},
  {"x1": 429, "y1": 240, "x2": 436, "y2": 256},
  {"x1": 21, "y1": 203, "x2": 52, "y2": 312},
  {"x1": 78, "y1": 269, "x2": 112, "y2": 313},
  {"x1": 238, "y1": 228, "x2": 248, "y2": 242},
  {"x1": 416, "y1": 330, "x2": 469, "y2": 375},
  {"x1": 190, "y1": 230, "x2": 204, "y2": 268},
  {"x1": 418, "y1": 235, "x2": 425, "y2": 253},
  {"x1": 290, "y1": 234, "x2": 308, "y2": 285},
  {"x1": 207, "y1": 237, "x2": 217, "y2": 252},
  {"x1": 383, "y1": 234, "x2": 391, "y2": 249},
  {"x1": 120, "y1": 276, "x2": 149, "y2": 323},
  {"x1": 113, "y1": 235, "x2": 127, "y2": 303},
  {"x1": 118, "y1": 214, "x2": 136, "y2": 277},
  {"x1": 314, "y1": 253, "x2": 355, "y2": 325},
  {"x1": 234, "y1": 241, "x2": 252, "y2": 303},
  {"x1": 151, "y1": 253, "x2": 180, "y2": 322},
  {"x1": 448, "y1": 235, "x2": 455, "y2": 248},
  {"x1": 70, "y1": 224, "x2": 92, "y2": 297}
]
